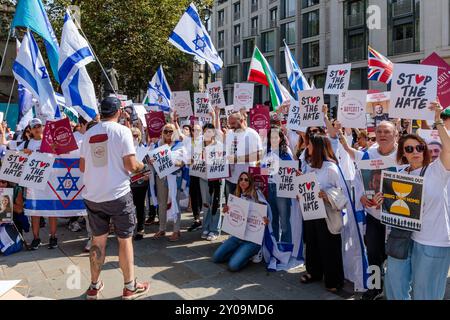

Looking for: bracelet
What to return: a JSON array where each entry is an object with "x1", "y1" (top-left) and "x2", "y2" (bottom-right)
[{"x1": 435, "y1": 120, "x2": 444, "y2": 126}]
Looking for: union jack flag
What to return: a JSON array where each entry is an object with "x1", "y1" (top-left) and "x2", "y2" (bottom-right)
[{"x1": 368, "y1": 46, "x2": 394, "y2": 84}]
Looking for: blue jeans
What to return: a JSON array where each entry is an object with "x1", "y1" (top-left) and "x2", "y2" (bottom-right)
[
  {"x1": 268, "y1": 183, "x2": 292, "y2": 243},
  {"x1": 200, "y1": 178, "x2": 220, "y2": 234},
  {"x1": 385, "y1": 241, "x2": 450, "y2": 300},
  {"x1": 212, "y1": 236, "x2": 261, "y2": 272}
]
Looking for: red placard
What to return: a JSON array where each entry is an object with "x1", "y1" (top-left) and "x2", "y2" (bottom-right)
[
  {"x1": 248, "y1": 167, "x2": 268, "y2": 198},
  {"x1": 421, "y1": 52, "x2": 450, "y2": 108},
  {"x1": 249, "y1": 105, "x2": 270, "y2": 131},
  {"x1": 145, "y1": 111, "x2": 166, "y2": 138},
  {"x1": 40, "y1": 118, "x2": 78, "y2": 155}
]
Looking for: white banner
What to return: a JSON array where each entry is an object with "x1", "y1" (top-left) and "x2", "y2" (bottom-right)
[
  {"x1": 243, "y1": 201, "x2": 267, "y2": 245},
  {"x1": 194, "y1": 92, "x2": 213, "y2": 124},
  {"x1": 206, "y1": 143, "x2": 229, "y2": 180},
  {"x1": 338, "y1": 90, "x2": 367, "y2": 129},
  {"x1": 20, "y1": 152, "x2": 55, "y2": 191}
]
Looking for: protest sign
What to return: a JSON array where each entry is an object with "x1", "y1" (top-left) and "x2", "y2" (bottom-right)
[
  {"x1": 207, "y1": 81, "x2": 225, "y2": 109},
  {"x1": 275, "y1": 160, "x2": 301, "y2": 198},
  {"x1": 190, "y1": 149, "x2": 207, "y2": 180},
  {"x1": 149, "y1": 145, "x2": 178, "y2": 178},
  {"x1": 0, "y1": 151, "x2": 28, "y2": 184},
  {"x1": 324, "y1": 63, "x2": 351, "y2": 95},
  {"x1": 0, "y1": 188, "x2": 13, "y2": 222},
  {"x1": 145, "y1": 111, "x2": 166, "y2": 138},
  {"x1": 248, "y1": 167, "x2": 268, "y2": 198},
  {"x1": 220, "y1": 105, "x2": 235, "y2": 128},
  {"x1": 194, "y1": 92, "x2": 213, "y2": 124},
  {"x1": 234, "y1": 83, "x2": 254, "y2": 110},
  {"x1": 40, "y1": 120, "x2": 54, "y2": 154},
  {"x1": 297, "y1": 173, "x2": 326, "y2": 221},
  {"x1": 221, "y1": 194, "x2": 249, "y2": 239},
  {"x1": 47, "y1": 117, "x2": 78, "y2": 155},
  {"x1": 297, "y1": 89, "x2": 324, "y2": 127},
  {"x1": 133, "y1": 104, "x2": 148, "y2": 127},
  {"x1": 287, "y1": 100, "x2": 302, "y2": 131},
  {"x1": 416, "y1": 129, "x2": 450, "y2": 144},
  {"x1": 358, "y1": 159, "x2": 397, "y2": 200},
  {"x1": 381, "y1": 171, "x2": 424, "y2": 232},
  {"x1": 338, "y1": 90, "x2": 367, "y2": 129},
  {"x1": 244, "y1": 202, "x2": 267, "y2": 245},
  {"x1": 421, "y1": 52, "x2": 450, "y2": 108},
  {"x1": 206, "y1": 143, "x2": 229, "y2": 180},
  {"x1": 250, "y1": 105, "x2": 270, "y2": 131},
  {"x1": 20, "y1": 152, "x2": 55, "y2": 191},
  {"x1": 172, "y1": 91, "x2": 193, "y2": 118},
  {"x1": 389, "y1": 63, "x2": 438, "y2": 120},
  {"x1": 367, "y1": 91, "x2": 390, "y2": 127}
]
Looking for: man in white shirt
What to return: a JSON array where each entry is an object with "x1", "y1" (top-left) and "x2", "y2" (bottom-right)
[{"x1": 80, "y1": 97, "x2": 149, "y2": 300}]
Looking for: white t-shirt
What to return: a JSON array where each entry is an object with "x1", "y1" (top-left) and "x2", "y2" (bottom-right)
[
  {"x1": 225, "y1": 127, "x2": 263, "y2": 184},
  {"x1": 355, "y1": 146, "x2": 398, "y2": 220},
  {"x1": 80, "y1": 121, "x2": 135, "y2": 203},
  {"x1": 408, "y1": 159, "x2": 450, "y2": 247},
  {"x1": 305, "y1": 160, "x2": 345, "y2": 192},
  {"x1": 17, "y1": 138, "x2": 42, "y2": 152},
  {"x1": 73, "y1": 131, "x2": 84, "y2": 149}
]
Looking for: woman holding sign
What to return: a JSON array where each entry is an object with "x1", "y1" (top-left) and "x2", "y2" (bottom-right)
[
  {"x1": 212, "y1": 172, "x2": 269, "y2": 271},
  {"x1": 300, "y1": 134, "x2": 345, "y2": 293},
  {"x1": 384, "y1": 102, "x2": 450, "y2": 300}
]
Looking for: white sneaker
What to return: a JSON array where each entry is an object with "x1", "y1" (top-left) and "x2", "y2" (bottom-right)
[
  {"x1": 201, "y1": 231, "x2": 209, "y2": 239},
  {"x1": 207, "y1": 232, "x2": 218, "y2": 241},
  {"x1": 251, "y1": 249, "x2": 263, "y2": 263}
]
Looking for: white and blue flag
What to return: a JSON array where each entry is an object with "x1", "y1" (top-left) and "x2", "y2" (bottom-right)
[
  {"x1": 169, "y1": 3, "x2": 223, "y2": 73},
  {"x1": 58, "y1": 10, "x2": 98, "y2": 121},
  {"x1": 146, "y1": 65, "x2": 172, "y2": 112},
  {"x1": 284, "y1": 43, "x2": 310, "y2": 99},
  {"x1": 15, "y1": 39, "x2": 34, "y2": 132},
  {"x1": 12, "y1": 31, "x2": 59, "y2": 122}
]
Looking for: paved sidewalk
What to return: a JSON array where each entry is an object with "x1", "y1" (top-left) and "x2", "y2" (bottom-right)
[{"x1": 1, "y1": 213, "x2": 449, "y2": 300}]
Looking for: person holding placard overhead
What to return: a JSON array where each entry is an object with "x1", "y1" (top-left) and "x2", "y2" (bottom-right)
[
  {"x1": 212, "y1": 172, "x2": 269, "y2": 271},
  {"x1": 383, "y1": 102, "x2": 450, "y2": 300},
  {"x1": 299, "y1": 134, "x2": 346, "y2": 293}
]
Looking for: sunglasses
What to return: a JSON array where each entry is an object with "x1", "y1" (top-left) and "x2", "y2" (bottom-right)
[
  {"x1": 133, "y1": 135, "x2": 139, "y2": 138},
  {"x1": 239, "y1": 177, "x2": 249, "y2": 182},
  {"x1": 163, "y1": 130, "x2": 173, "y2": 134},
  {"x1": 369, "y1": 137, "x2": 376, "y2": 142},
  {"x1": 404, "y1": 144, "x2": 426, "y2": 154},
  {"x1": 310, "y1": 129, "x2": 320, "y2": 134}
]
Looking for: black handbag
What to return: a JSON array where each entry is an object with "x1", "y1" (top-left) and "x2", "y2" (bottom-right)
[{"x1": 385, "y1": 166, "x2": 428, "y2": 260}]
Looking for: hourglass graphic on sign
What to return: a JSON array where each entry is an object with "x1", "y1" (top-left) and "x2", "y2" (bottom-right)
[{"x1": 390, "y1": 181, "x2": 412, "y2": 216}]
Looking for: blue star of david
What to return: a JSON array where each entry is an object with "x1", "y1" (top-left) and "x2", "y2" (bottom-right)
[
  {"x1": 193, "y1": 34, "x2": 207, "y2": 52},
  {"x1": 39, "y1": 66, "x2": 48, "y2": 79},
  {"x1": 154, "y1": 83, "x2": 161, "y2": 91},
  {"x1": 56, "y1": 172, "x2": 80, "y2": 197}
]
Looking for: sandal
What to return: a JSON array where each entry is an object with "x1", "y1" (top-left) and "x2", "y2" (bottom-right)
[
  {"x1": 168, "y1": 231, "x2": 181, "y2": 242},
  {"x1": 151, "y1": 231, "x2": 165, "y2": 239},
  {"x1": 300, "y1": 274, "x2": 315, "y2": 284}
]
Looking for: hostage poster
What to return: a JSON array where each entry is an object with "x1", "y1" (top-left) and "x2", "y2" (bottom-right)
[
  {"x1": 248, "y1": 167, "x2": 268, "y2": 198},
  {"x1": 358, "y1": 159, "x2": 397, "y2": 200},
  {"x1": 0, "y1": 188, "x2": 13, "y2": 222},
  {"x1": 381, "y1": 171, "x2": 424, "y2": 232}
]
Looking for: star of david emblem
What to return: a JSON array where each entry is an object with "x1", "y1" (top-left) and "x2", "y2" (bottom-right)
[
  {"x1": 154, "y1": 83, "x2": 161, "y2": 91},
  {"x1": 193, "y1": 34, "x2": 207, "y2": 53},
  {"x1": 56, "y1": 172, "x2": 80, "y2": 197},
  {"x1": 39, "y1": 66, "x2": 48, "y2": 79}
]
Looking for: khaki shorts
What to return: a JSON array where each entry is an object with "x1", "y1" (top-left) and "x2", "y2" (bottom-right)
[{"x1": 84, "y1": 192, "x2": 136, "y2": 239}]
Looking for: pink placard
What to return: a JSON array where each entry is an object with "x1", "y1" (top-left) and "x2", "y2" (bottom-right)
[
  {"x1": 248, "y1": 167, "x2": 268, "y2": 198},
  {"x1": 249, "y1": 105, "x2": 270, "y2": 131},
  {"x1": 50, "y1": 118, "x2": 78, "y2": 154},
  {"x1": 421, "y1": 52, "x2": 450, "y2": 108},
  {"x1": 145, "y1": 111, "x2": 166, "y2": 138}
]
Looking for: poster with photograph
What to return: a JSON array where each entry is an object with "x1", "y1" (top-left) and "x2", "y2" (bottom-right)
[
  {"x1": 358, "y1": 159, "x2": 397, "y2": 200},
  {"x1": 367, "y1": 91, "x2": 391, "y2": 126},
  {"x1": 0, "y1": 188, "x2": 13, "y2": 222},
  {"x1": 221, "y1": 194, "x2": 249, "y2": 240},
  {"x1": 297, "y1": 173, "x2": 327, "y2": 221},
  {"x1": 338, "y1": 90, "x2": 367, "y2": 129},
  {"x1": 19, "y1": 152, "x2": 55, "y2": 191},
  {"x1": 324, "y1": 63, "x2": 352, "y2": 95}
]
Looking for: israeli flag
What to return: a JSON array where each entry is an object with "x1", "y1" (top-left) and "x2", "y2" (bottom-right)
[
  {"x1": 15, "y1": 39, "x2": 34, "y2": 132},
  {"x1": 12, "y1": 31, "x2": 59, "y2": 122},
  {"x1": 147, "y1": 66, "x2": 172, "y2": 112},
  {"x1": 58, "y1": 10, "x2": 98, "y2": 121},
  {"x1": 284, "y1": 43, "x2": 310, "y2": 99},
  {"x1": 169, "y1": 3, "x2": 223, "y2": 73}
]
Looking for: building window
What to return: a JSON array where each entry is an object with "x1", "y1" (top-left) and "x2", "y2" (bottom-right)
[
  {"x1": 261, "y1": 31, "x2": 275, "y2": 53},
  {"x1": 345, "y1": 0, "x2": 365, "y2": 28},
  {"x1": 281, "y1": 21, "x2": 296, "y2": 45},
  {"x1": 233, "y1": 45, "x2": 241, "y2": 63},
  {"x1": 266, "y1": 55, "x2": 276, "y2": 71},
  {"x1": 346, "y1": 32, "x2": 366, "y2": 62},
  {"x1": 302, "y1": 0, "x2": 320, "y2": 8},
  {"x1": 280, "y1": 49, "x2": 293, "y2": 74},
  {"x1": 218, "y1": 10, "x2": 225, "y2": 27},
  {"x1": 227, "y1": 66, "x2": 238, "y2": 84},
  {"x1": 243, "y1": 38, "x2": 256, "y2": 58},
  {"x1": 302, "y1": 10, "x2": 320, "y2": 38},
  {"x1": 344, "y1": 1, "x2": 367, "y2": 62},
  {"x1": 251, "y1": 0, "x2": 258, "y2": 13},
  {"x1": 281, "y1": 0, "x2": 296, "y2": 19},
  {"x1": 302, "y1": 41, "x2": 320, "y2": 68},
  {"x1": 218, "y1": 31, "x2": 225, "y2": 48},
  {"x1": 242, "y1": 62, "x2": 250, "y2": 80},
  {"x1": 388, "y1": 0, "x2": 420, "y2": 55},
  {"x1": 349, "y1": 67, "x2": 369, "y2": 90},
  {"x1": 234, "y1": 1, "x2": 240, "y2": 20},
  {"x1": 234, "y1": 24, "x2": 240, "y2": 43},
  {"x1": 251, "y1": 17, "x2": 258, "y2": 36},
  {"x1": 218, "y1": 50, "x2": 224, "y2": 62},
  {"x1": 270, "y1": 8, "x2": 278, "y2": 28}
]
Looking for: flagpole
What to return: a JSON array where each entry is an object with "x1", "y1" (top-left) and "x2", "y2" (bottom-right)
[
  {"x1": 4, "y1": 78, "x2": 16, "y2": 120},
  {"x1": 0, "y1": 25, "x2": 12, "y2": 74}
]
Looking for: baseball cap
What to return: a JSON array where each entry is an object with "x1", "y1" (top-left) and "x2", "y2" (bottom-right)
[
  {"x1": 100, "y1": 97, "x2": 122, "y2": 116},
  {"x1": 29, "y1": 118, "x2": 42, "y2": 128}
]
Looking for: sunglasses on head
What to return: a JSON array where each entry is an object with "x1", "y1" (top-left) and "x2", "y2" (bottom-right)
[
  {"x1": 404, "y1": 144, "x2": 426, "y2": 154},
  {"x1": 163, "y1": 130, "x2": 173, "y2": 134},
  {"x1": 239, "y1": 177, "x2": 249, "y2": 182}
]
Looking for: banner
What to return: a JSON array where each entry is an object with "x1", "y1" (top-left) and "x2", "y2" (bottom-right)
[
  {"x1": 24, "y1": 155, "x2": 86, "y2": 217},
  {"x1": 206, "y1": 143, "x2": 229, "y2": 180},
  {"x1": 149, "y1": 144, "x2": 178, "y2": 178},
  {"x1": 286, "y1": 99, "x2": 302, "y2": 131},
  {"x1": 389, "y1": 63, "x2": 438, "y2": 120},
  {"x1": 297, "y1": 173, "x2": 326, "y2": 221},
  {"x1": 297, "y1": 89, "x2": 324, "y2": 127},
  {"x1": 145, "y1": 111, "x2": 166, "y2": 138},
  {"x1": 338, "y1": 90, "x2": 367, "y2": 129},
  {"x1": 248, "y1": 167, "x2": 268, "y2": 198},
  {"x1": 172, "y1": 91, "x2": 193, "y2": 118},
  {"x1": 421, "y1": 52, "x2": 450, "y2": 108},
  {"x1": 244, "y1": 201, "x2": 267, "y2": 245},
  {"x1": 207, "y1": 81, "x2": 225, "y2": 109},
  {"x1": 0, "y1": 151, "x2": 28, "y2": 184},
  {"x1": 0, "y1": 188, "x2": 14, "y2": 222},
  {"x1": 275, "y1": 160, "x2": 301, "y2": 199},
  {"x1": 381, "y1": 171, "x2": 424, "y2": 232},
  {"x1": 20, "y1": 152, "x2": 55, "y2": 191},
  {"x1": 358, "y1": 159, "x2": 397, "y2": 200},
  {"x1": 194, "y1": 92, "x2": 213, "y2": 124},
  {"x1": 234, "y1": 83, "x2": 254, "y2": 110},
  {"x1": 221, "y1": 194, "x2": 249, "y2": 239},
  {"x1": 324, "y1": 63, "x2": 351, "y2": 95}
]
